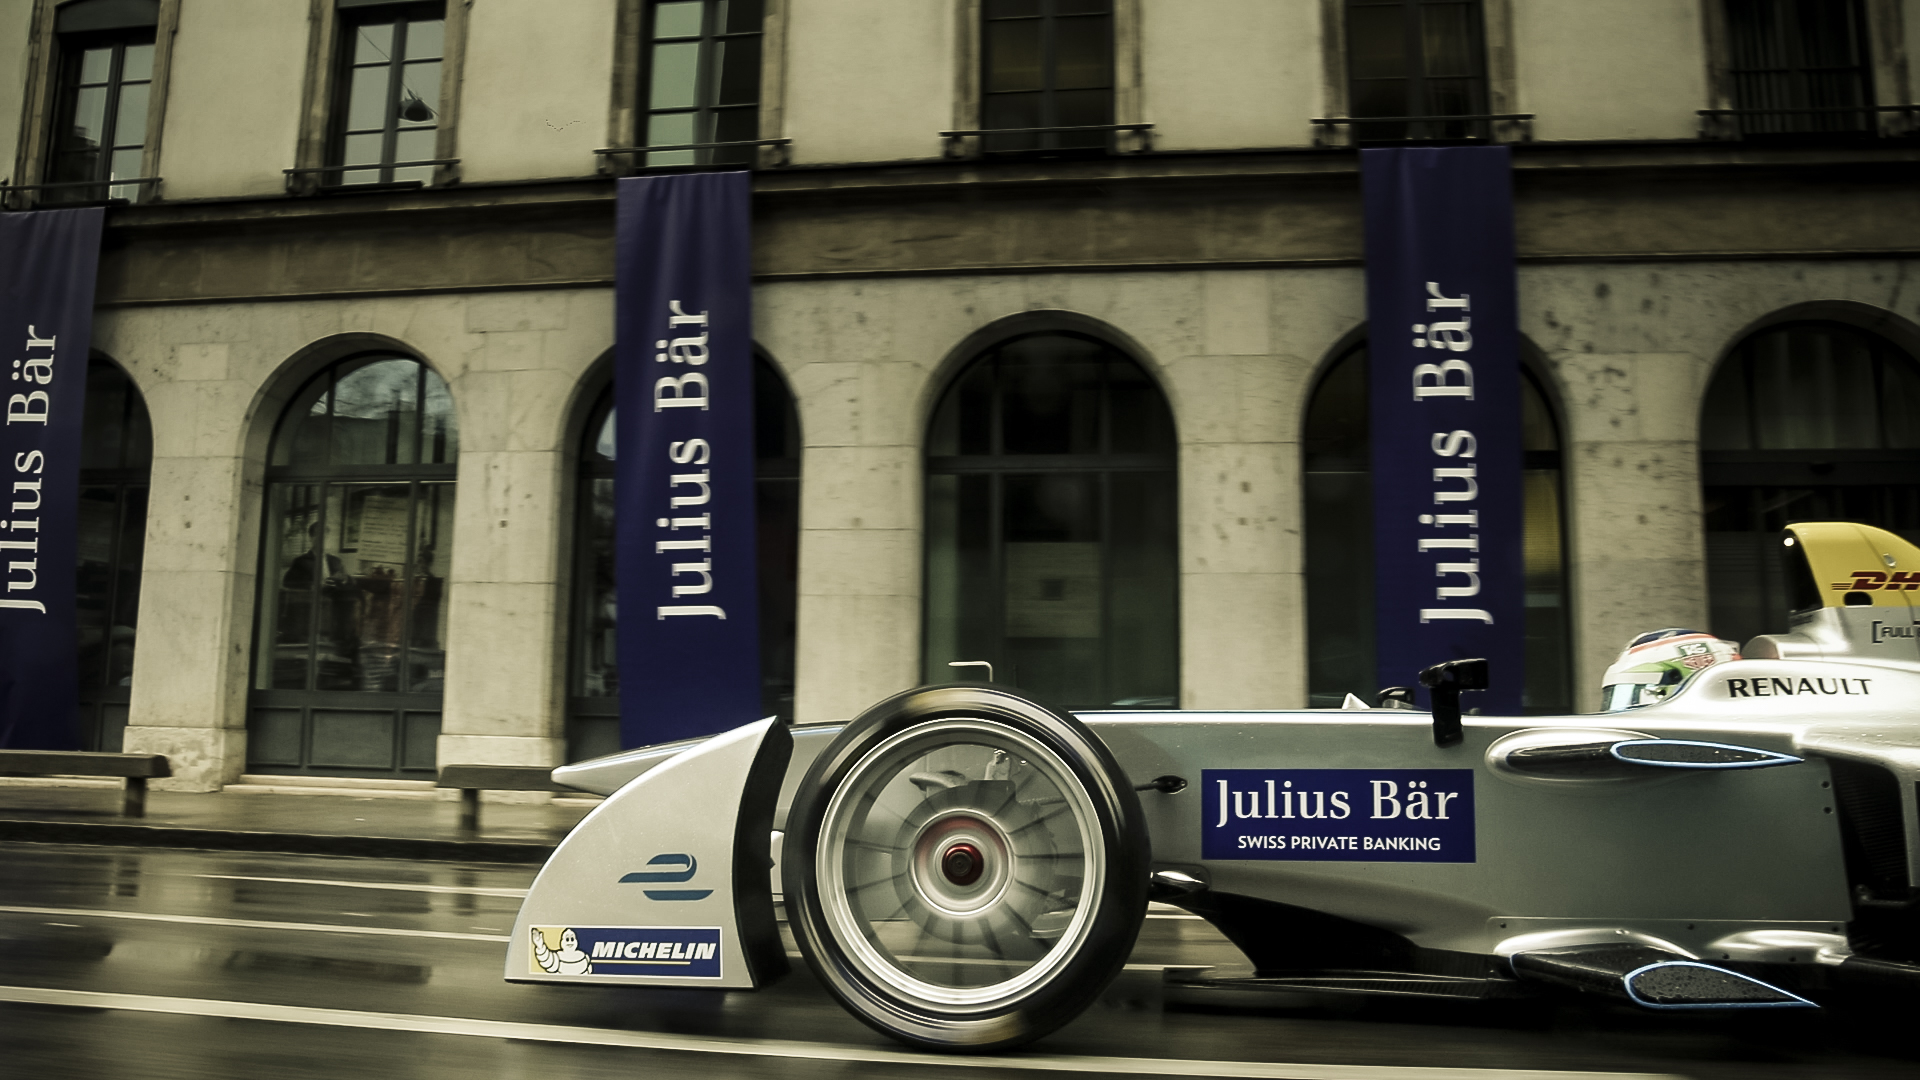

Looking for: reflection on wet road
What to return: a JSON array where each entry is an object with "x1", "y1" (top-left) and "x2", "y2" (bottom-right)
[{"x1": 0, "y1": 843, "x2": 1913, "y2": 1079}]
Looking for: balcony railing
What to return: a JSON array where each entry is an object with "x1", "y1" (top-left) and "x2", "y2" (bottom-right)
[
  {"x1": 0, "y1": 176, "x2": 161, "y2": 211},
  {"x1": 283, "y1": 160, "x2": 460, "y2": 195},
  {"x1": 1697, "y1": 105, "x2": 1920, "y2": 140},
  {"x1": 1312, "y1": 114, "x2": 1533, "y2": 147},
  {"x1": 594, "y1": 139, "x2": 793, "y2": 173},
  {"x1": 940, "y1": 123, "x2": 1154, "y2": 157}
]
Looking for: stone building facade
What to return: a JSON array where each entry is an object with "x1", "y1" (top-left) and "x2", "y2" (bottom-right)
[{"x1": 5, "y1": 0, "x2": 1917, "y2": 790}]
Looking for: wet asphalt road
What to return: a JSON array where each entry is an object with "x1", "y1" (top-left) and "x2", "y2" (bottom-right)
[{"x1": 0, "y1": 842, "x2": 1915, "y2": 1080}]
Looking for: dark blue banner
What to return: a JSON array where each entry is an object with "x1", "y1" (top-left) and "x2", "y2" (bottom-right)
[
  {"x1": 615, "y1": 173, "x2": 761, "y2": 747},
  {"x1": 1362, "y1": 147, "x2": 1524, "y2": 714},
  {"x1": 0, "y1": 207, "x2": 103, "y2": 750},
  {"x1": 1202, "y1": 769, "x2": 1475, "y2": 863}
]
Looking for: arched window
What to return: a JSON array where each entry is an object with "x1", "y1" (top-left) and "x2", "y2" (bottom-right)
[
  {"x1": 566, "y1": 354, "x2": 800, "y2": 761},
  {"x1": 1702, "y1": 321, "x2": 1920, "y2": 644},
  {"x1": 76, "y1": 357, "x2": 152, "y2": 751},
  {"x1": 924, "y1": 331, "x2": 1178, "y2": 709},
  {"x1": 249, "y1": 354, "x2": 458, "y2": 777},
  {"x1": 1304, "y1": 345, "x2": 1569, "y2": 712}
]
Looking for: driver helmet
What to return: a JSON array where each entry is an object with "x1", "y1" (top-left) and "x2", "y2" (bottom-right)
[{"x1": 1600, "y1": 628, "x2": 1740, "y2": 712}]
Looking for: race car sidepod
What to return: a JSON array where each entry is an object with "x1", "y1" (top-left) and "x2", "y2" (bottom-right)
[{"x1": 505, "y1": 718, "x2": 791, "y2": 990}]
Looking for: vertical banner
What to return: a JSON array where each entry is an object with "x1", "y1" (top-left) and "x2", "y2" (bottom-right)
[
  {"x1": 615, "y1": 173, "x2": 761, "y2": 747},
  {"x1": 1362, "y1": 147, "x2": 1524, "y2": 714},
  {"x1": 0, "y1": 208, "x2": 104, "y2": 749}
]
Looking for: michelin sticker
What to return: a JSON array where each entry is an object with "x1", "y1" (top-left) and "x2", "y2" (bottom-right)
[
  {"x1": 1203, "y1": 769, "x2": 1475, "y2": 863},
  {"x1": 529, "y1": 926, "x2": 723, "y2": 978}
]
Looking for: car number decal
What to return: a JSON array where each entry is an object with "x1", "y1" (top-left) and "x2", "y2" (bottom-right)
[{"x1": 1201, "y1": 769, "x2": 1475, "y2": 863}]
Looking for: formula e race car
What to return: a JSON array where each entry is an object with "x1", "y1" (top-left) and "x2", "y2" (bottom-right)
[{"x1": 506, "y1": 521, "x2": 1920, "y2": 1051}]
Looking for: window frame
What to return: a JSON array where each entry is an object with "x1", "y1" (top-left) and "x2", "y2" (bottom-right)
[
  {"x1": 921, "y1": 330, "x2": 1181, "y2": 711},
  {"x1": 75, "y1": 355, "x2": 153, "y2": 753},
  {"x1": 290, "y1": 0, "x2": 469, "y2": 195},
  {"x1": 977, "y1": 0, "x2": 1117, "y2": 155},
  {"x1": 325, "y1": 2, "x2": 447, "y2": 187},
  {"x1": 1341, "y1": 0, "x2": 1492, "y2": 142},
  {"x1": 1702, "y1": 0, "x2": 1915, "y2": 140},
  {"x1": 8, "y1": 0, "x2": 178, "y2": 210},
  {"x1": 606, "y1": 0, "x2": 781, "y2": 174},
  {"x1": 1700, "y1": 319, "x2": 1920, "y2": 645},
  {"x1": 246, "y1": 352, "x2": 459, "y2": 779}
]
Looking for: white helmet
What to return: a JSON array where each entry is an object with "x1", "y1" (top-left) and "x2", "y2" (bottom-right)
[{"x1": 1600, "y1": 628, "x2": 1741, "y2": 712}]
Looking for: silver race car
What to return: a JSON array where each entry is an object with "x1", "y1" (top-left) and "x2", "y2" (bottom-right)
[{"x1": 506, "y1": 521, "x2": 1920, "y2": 1051}]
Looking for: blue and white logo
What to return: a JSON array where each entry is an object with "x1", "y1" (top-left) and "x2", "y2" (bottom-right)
[
  {"x1": 619, "y1": 852, "x2": 712, "y2": 900},
  {"x1": 1202, "y1": 768, "x2": 1475, "y2": 863},
  {"x1": 530, "y1": 925, "x2": 722, "y2": 978}
]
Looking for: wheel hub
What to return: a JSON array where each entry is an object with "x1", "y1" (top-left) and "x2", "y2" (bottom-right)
[
  {"x1": 910, "y1": 811, "x2": 1011, "y2": 916},
  {"x1": 942, "y1": 842, "x2": 983, "y2": 886}
]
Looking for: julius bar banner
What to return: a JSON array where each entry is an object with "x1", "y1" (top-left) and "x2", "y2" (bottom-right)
[
  {"x1": 0, "y1": 207, "x2": 104, "y2": 749},
  {"x1": 615, "y1": 172, "x2": 762, "y2": 746},
  {"x1": 1361, "y1": 147, "x2": 1525, "y2": 714}
]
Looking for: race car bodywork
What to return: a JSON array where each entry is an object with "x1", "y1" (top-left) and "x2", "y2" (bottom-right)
[{"x1": 506, "y1": 522, "x2": 1920, "y2": 1050}]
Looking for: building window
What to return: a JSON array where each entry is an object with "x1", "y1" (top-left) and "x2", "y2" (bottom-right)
[
  {"x1": 566, "y1": 355, "x2": 800, "y2": 761},
  {"x1": 41, "y1": 0, "x2": 159, "y2": 204},
  {"x1": 249, "y1": 355, "x2": 458, "y2": 777},
  {"x1": 1701, "y1": 321, "x2": 1920, "y2": 645},
  {"x1": 1721, "y1": 0, "x2": 1875, "y2": 136},
  {"x1": 981, "y1": 0, "x2": 1113, "y2": 154},
  {"x1": 1345, "y1": 0, "x2": 1488, "y2": 141},
  {"x1": 76, "y1": 358, "x2": 152, "y2": 752},
  {"x1": 635, "y1": 0, "x2": 764, "y2": 168},
  {"x1": 924, "y1": 332, "x2": 1178, "y2": 710},
  {"x1": 1304, "y1": 346, "x2": 1570, "y2": 711},
  {"x1": 331, "y1": 3, "x2": 445, "y2": 186}
]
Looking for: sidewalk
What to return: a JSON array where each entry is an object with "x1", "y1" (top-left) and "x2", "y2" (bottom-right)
[{"x1": 0, "y1": 783, "x2": 597, "y2": 864}]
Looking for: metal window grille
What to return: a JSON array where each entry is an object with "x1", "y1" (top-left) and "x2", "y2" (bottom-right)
[
  {"x1": 329, "y1": 6, "x2": 446, "y2": 187},
  {"x1": 637, "y1": 0, "x2": 765, "y2": 168},
  {"x1": 1722, "y1": 0, "x2": 1876, "y2": 137},
  {"x1": 1344, "y1": 0, "x2": 1490, "y2": 142},
  {"x1": 43, "y1": 30, "x2": 156, "y2": 204},
  {"x1": 980, "y1": 0, "x2": 1115, "y2": 154}
]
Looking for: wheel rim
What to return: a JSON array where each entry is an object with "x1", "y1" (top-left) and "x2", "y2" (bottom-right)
[{"x1": 815, "y1": 718, "x2": 1105, "y2": 1012}]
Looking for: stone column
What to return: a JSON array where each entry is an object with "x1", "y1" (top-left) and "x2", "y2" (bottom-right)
[
  {"x1": 1167, "y1": 271, "x2": 1308, "y2": 710},
  {"x1": 1557, "y1": 351, "x2": 1710, "y2": 705},
  {"x1": 120, "y1": 338, "x2": 257, "y2": 791}
]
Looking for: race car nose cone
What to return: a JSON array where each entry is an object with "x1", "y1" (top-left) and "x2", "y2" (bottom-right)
[{"x1": 942, "y1": 842, "x2": 984, "y2": 886}]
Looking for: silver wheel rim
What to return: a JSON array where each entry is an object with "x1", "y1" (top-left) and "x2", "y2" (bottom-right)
[{"x1": 815, "y1": 718, "x2": 1104, "y2": 1012}]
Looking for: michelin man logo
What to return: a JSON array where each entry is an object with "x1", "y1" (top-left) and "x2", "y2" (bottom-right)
[{"x1": 531, "y1": 926, "x2": 593, "y2": 975}]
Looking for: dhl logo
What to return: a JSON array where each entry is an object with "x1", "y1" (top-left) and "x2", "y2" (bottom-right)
[{"x1": 1832, "y1": 571, "x2": 1920, "y2": 591}]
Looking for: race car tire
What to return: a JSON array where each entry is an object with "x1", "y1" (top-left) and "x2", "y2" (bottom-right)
[{"x1": 783, "y1": 684, "x2": 1150, "y2": 1052}]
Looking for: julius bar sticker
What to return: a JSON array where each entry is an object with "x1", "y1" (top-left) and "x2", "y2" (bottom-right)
[{"x1": 1202, "y1": 769, "x2": 1475, "y2": 863}]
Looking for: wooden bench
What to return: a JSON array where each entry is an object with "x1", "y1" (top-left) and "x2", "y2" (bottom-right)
[
  {"x1": 436, "y1": 764, "x2": 573, "y2": 831},
  {"x1": 0, "y1": 750, "x2": 171, "y2": 817}
]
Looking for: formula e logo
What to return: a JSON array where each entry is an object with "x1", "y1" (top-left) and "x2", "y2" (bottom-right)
[
  {"x1": 619, "y1": 852, "x2": 713, "y2": 901},
  {"x1": 529, "y1": 925, "x2": 721, "y2": 978}
]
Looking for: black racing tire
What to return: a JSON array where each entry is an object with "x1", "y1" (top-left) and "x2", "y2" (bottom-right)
[{"x1": 782, "y1": 684, "x2": 1150, "y2": 1052}]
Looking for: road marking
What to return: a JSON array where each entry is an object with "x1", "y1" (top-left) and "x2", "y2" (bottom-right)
[
  {"x1": 0, "y1": 906, "x2": 508, "y2": 943},
  {"x1": 0, "y1": 984, "x2": 1684, "y2": 1080},
  {"x1": 193, "y1": 874, "x2": 530, "y2": 898}
]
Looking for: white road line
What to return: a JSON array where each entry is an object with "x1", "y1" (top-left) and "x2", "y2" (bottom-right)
[
  {"x1": 0, "y1": 905, "x2": 508, "y2": 943},
  {"x1": 0, "y1": 984, "x2": 1684, "y2": 1080},
  {"x1": 193, "y1": 874, "x2": 530, "y2": 898}
]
